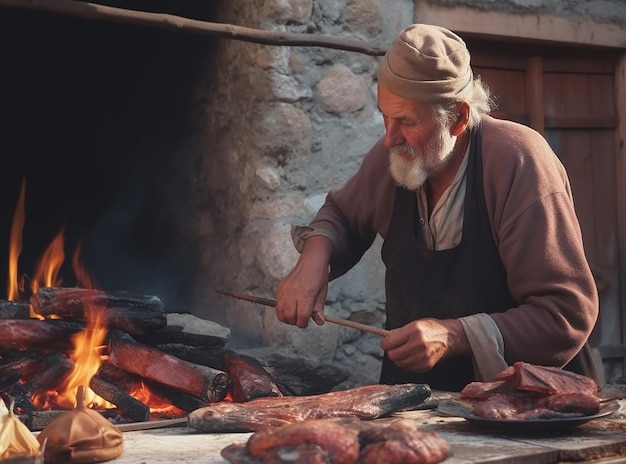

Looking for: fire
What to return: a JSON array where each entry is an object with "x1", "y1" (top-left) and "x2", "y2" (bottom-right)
[
  {"x1": 31, "y1": 227, "x2": 65, "y2": 296},
  {"x1": 57, "y1": 304, "x2": 111, "y2": 409},
  {"x1": 7, "y1": 179, "x2": 26, "y2": 302},
  {"x1": 130, "y1": 382, "x2": 184, "y2": 416},
  {"x1": 7, "y1": 178, "x2": 74, "y2": 314},
  {"x1": 7, "y1": 181, "x2": 186, "y2": 418}
]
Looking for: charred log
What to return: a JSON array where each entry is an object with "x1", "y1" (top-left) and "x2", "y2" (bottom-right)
[
  {"x1": 108, "y1": 330, "x2": 230, "y2": 403},
  {"x1": 260, "y1": 353, "x2": 351, "y2": 396},
  {"x1": 89, "y1": 375, "x2": 151, "y2": 422},
  {"x1": 0, "y1": 300, "x2": 30, "y2": 319},
  {"x1": 0, "y1": 352, "x2": 44, "y2": 389},
  {"x1": 0, "y1": 319, "x2": 82, "y2": 351},
  {"x1": 223, "y1": 349, "x2": 283, "y2": 402},
  {"x1": 2, "y1": 382, "x2": 35, "y2": 415},
  {"x1": 25, "y1": 353, "x2": 74, "y2": 395},
  {"x1": 144, "y1": 380, "x2": 209, "y2": 414},
  {"x1": 30, "y1": 287, "x2": 166, "y2": 335},
  {"x1": 25, "y1": 410, "x2": 66, "y2": 431},
  {"x1": 96, "y1": 361, "x2": 208, "y2": 414},
  {"x1": 134, "y1": 312, "x2": 229, "y2": 348}
]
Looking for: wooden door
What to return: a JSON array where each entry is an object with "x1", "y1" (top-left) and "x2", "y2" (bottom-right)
[{"x1": 464, "y1": 39, "x2": 622, "y2": 379}]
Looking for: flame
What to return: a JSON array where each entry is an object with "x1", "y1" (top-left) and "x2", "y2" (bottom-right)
[
  {"x1": 53, "y1": 304, "x2": 112, "y2": 409},
  {"x1": 6, "y1": 178, "x2": 72, "y2": 306},
  {"x1": 31, "y1": 228, "x2": 65, "y2": 295},
  {"x1": 72, "y1": 244, "x2": 95, "y2": 290},
  {"x1": 29, "y1": 302, "x2": 111, "y2": 410},
  {"x1": 130, "y1": 382, "x2": 184, "y2": 415},
  {"x1": 7, "y1": 179, "x2": 26, "y2": 301}
]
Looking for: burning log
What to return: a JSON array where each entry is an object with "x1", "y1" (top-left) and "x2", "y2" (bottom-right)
[
  {"x1": 188, "y1": 383, "x2": 432, "y2": 433},
  {"x1": 2, "y1": 382, "x2": 35, "y2": 415},
  {"x1": 143, "y1": 381, "x2": 209, "y2": 414},
  {"x1": 30, "y1": 287, "x2": 166, "y2": 335},
  {"x1": 0, "y1": 319, "x2": 82, "y2": 350},
  {"x1": 108, "y1": 331, "x2": 231, "y2": 403},
  {"x1": 0, "y1": 352, "x2": 44, "y2": 389},
  {"x1": 97, "y1": 361, "x2": 208, "y2": 413},
  {"x1": 223, "y1": 349, "x2": 283, "y2": 402},
  {"x1": 89, "y1": 375, "x2": 151, "y2": 422},
  {"x1": 24, "y1": 353, "x2": 74, "y2": 397}
]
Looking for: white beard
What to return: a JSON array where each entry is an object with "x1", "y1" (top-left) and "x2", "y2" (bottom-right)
[{"x1": 389, "y1": 126, "x2": 458, "y2": 191}]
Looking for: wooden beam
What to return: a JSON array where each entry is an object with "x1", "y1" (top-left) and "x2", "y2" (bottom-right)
[
  {"x1": 415, "y1": 2, "x2": 626, "y2": 49},
  {"x1": 0, "y1": 0, "x2": 387, "y2": 56}
]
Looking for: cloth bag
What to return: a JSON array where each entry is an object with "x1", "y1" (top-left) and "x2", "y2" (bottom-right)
[
  {"x1": 36, "y1": 386, "x2": 123, "y2": 464},
  {"x1": 0, "y1": 397, "x2": 42, "y2": 462}
]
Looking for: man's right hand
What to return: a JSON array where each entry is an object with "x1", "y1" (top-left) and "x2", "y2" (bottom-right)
[{"x1": 276, "y1": 235, "x2": 333, "y2": 328}]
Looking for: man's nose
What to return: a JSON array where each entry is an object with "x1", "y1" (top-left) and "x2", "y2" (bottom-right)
[{"x1": 383, "y1": 121, "x2": 404, "y2": 148}]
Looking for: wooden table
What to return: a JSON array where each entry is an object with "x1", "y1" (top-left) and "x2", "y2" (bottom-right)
[{"x1": 108, "y1": 399, "x2": 626, "y2": 463}]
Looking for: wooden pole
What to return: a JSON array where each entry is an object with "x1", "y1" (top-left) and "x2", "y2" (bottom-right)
[
  {"x1": 0, "y1": 0, "x2": 387, "y2": 56},
  {"x1": 217, "y1": 290, "x2": 391, "y2": 337}
]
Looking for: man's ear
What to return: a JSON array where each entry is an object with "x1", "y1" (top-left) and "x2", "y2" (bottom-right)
[{"x1": 451, "y1": 101, "x2": 470, "y2": 136}]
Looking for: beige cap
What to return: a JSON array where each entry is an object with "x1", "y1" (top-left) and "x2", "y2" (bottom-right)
[
  {"x1": 377, "y1": 24, "x2": 473, "y2": 102},
  {"x1": 37, "y1": 386, "x2": 123, "y2": 464}
]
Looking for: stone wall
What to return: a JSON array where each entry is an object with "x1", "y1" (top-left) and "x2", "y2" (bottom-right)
[{"x1": 179, "y1": 0, "x2": 626, "y2": 388}]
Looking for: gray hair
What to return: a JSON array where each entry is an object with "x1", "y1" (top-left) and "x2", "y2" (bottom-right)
[{"x1": 432, "y1": 75, "x2": 496, "y2": 129}]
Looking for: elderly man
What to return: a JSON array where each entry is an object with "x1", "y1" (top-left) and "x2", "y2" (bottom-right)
[{"x1": 275, "y1": 24, "x2": 600, "y2": 391}]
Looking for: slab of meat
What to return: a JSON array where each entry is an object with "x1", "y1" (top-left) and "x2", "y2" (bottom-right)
[
  {"x1": 221, "y1": 418, "x2": 450, "y2": 464},
  {"x1": 358, "y1": 419, "x2": 451, "y2": 464},
  {"x1": 469, "y1": 393, "x2": 536, "y2": 419},
  {"x1": 223, "y1": 350, "x2": 283, "y2": 402},
  {"x1": 188, "y1": 383, "x2": 431, "y2": 433},
  {"x1": 493, "y1": 361, "x2": 598, "y2": 395},
  {"x1": 459, "y1": 362, "x2": 601, "y2": 419}
]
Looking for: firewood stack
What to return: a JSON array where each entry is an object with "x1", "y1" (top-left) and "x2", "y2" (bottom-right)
[
  {"x1": 0, "y1": 287, "x2": 240, "y2": 429},
  {"x1": 0, "y1": 286, "x2": 354, "y2": 431}
]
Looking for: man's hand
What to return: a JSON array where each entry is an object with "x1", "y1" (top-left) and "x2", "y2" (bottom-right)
[
  {"x1": 276, "y1": 236, "x2": 333, "y2": 328},
  {"x1": 380, "y1": 318, "x2": 470, "y2": 373}
]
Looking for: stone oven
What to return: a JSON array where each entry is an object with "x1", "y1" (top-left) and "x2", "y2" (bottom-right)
[{"x1": 0, "y1": 0, "x2": 398, "y2": 390}]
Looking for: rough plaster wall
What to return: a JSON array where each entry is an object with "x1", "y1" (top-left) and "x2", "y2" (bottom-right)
[{"x1": 182, "y1": 0, "x2": 626, "y2": 388}]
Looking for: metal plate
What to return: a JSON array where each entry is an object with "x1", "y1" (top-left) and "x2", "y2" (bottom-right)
[{"x1": 437, "y1": 399, "x2": 620, "y2": 432}]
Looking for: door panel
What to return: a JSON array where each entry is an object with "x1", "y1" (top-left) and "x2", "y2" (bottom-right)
[{"x1": 466, "y1": 39, "x2": 621, "y2": 371}]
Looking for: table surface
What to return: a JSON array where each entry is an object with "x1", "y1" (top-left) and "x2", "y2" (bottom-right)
[{"x1": 107, "y1": 398, "x2": 626, "y2": 464}]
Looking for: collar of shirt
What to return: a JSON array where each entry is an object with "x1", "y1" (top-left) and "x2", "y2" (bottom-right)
[{"x1": 416, "y1": 140, "x2": 471, "y2": 251}]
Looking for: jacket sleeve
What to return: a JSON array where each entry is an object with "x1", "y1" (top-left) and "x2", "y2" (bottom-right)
[{"x1": 481, "y1": 118, "x2": 599, "y2": 368}]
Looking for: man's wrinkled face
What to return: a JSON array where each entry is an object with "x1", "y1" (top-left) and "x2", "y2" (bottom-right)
[{"x1": 378, "y1": 85, "x2": 457, "y2": 190}]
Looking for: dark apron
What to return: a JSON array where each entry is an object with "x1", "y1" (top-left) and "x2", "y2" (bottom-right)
[{"x1": 380, "y1": 125, "x2": 517, "y2": 391}]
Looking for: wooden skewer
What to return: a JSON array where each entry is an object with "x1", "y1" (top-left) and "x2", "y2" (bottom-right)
[{"x1": 217, "y1": 290, "x2": 390, "y2": 337}]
